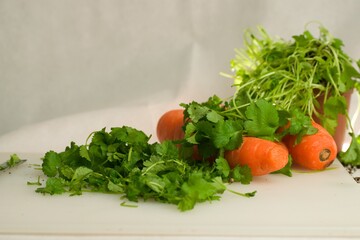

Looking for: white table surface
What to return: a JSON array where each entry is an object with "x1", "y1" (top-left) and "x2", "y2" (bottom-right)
[{"x1": 0, "y1": 151, "x2": 359, "y2": 240}]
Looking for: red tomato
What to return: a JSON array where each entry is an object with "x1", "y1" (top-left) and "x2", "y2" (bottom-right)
[{"x1": 156, "y1": 109, "x2": 185, "y2": 142}]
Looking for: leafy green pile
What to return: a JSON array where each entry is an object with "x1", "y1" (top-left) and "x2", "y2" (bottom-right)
[
  {"x1": 35, "y1": 126, "x2": 255, "y2": 211},
  {"x1": 35, "y1": 99, "x2": 315, "y2": 211},
  {"x1": 224, "y1": 24, "x2": 360, "y2": 165}
]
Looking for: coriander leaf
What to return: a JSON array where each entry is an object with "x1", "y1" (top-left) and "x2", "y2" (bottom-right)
[
  {"x1": 282, "y1": 108, "x2": 318, "y2": 144},
  {"x1": 206, "y1": 110, "x2": 224, "y2": 123},
  {"x1": 36, "y1": 177, "x2": 66, "y2": 195},
  {"x1": 322, "y1": 95, "x2": 347, "y2": 135},
  {"x1": 214, "y1": 120, "x2": 243, "y2": 150},
  {"x1": 324, "y1": 96, "x2": 347, "y2": 119},
  {"x1": 184, "y1": 122, "x2": 197, "y2": 139},
  {"x1": 244, "y1": 99, "x2": 279, "y2": 139},
  {"x1": 338, "y1": 133, "x2": 360, "y2": 166},
  {"x1": 230, "y1": 165, "x2": 252, "y2": 184},
  {"x1": 144, "y1": 174, "x2": 166, "y2": 193},
  {"x1": 142, "y1": 156, "x2": 169, "y2": 176},
  {"x1": 107, "y1": 180, "x2": 124, "y2": 193},
  {"x1": 42, "y1": 151, "x2": 62, "y2": 177},
  {"x1": 178, "y1": 172, "x2": 222, "y2": 211},
  {"x1": 71, "y1": 166, "x2": 93, "y2": 182},
  {"x1": 154, "y1": 141, "x2": 179, "y2": 159},
  {"x1": 287, "y1": 109, "x2": 314, "y2": 135},
  {"x1": 322, "y1": 118, "x2": 338, "y2": 137},
  {"x1": 185, "y1": 133, "x2": 198, "y2": 145},
  {"x1": 186, "y1": 102, "x2": 209, "y2": 123},
  {"x1": 340, "y1": 63, "x2": 360, "y2": 91},
  {"x1": 177, "y1": 195, "x2": 196, "y2": 212},
  {"x1": 59, "y1": 142, "x2": 86, "y2": 169},
  {"x1": 196, "y1": 120, "x2": 243, "y2": 150},
  {"x1": 277, "y1": 110, "x2": 291, "y2": 127},
  {"x1": 110, "y1": 126, "x2": 150, "y2": 151},
  {"x1": 214, "y1": 157, "x2": 230, "y2": 178},
  {"x1": 60, "y1": 165, "x2": 75, "y2": 180},
  {"x1": 79, "y1": 145, "x2": 91, "y2": 161}
]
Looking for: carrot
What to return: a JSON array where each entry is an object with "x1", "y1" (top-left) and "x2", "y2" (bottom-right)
[
  {"x1": 156, "y1": 109, "x2": 185, "y2": 142},
  {"x1": 282, "y1": 121, "x2": 337, "y2": 170},
  {"x1": 224, "y1": 137, "x2": 289, "y2": 176}
]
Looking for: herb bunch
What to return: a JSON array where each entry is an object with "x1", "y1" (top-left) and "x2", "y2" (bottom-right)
[
  {"x1": 36, "y1": 126, "x2": 255, "y2": 211},
  {"x1": 224, "y1": 25, "x2": 360, "y2": 165}
]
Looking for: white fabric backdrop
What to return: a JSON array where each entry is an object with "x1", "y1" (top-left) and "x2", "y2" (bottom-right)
[{"x1": 0, "y1": 0, "x2": 359, "y2": 152}]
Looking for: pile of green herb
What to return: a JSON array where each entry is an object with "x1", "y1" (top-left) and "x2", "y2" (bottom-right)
[
  {"x1": 35, "y1": 125, "x2": 255, "y2": 211},
  {"x1": 35, "y1": 98, "x2": 315, "y2": 211},
  {"x1": 223, "y1": 24, "x2": 360, "y2": 166}
]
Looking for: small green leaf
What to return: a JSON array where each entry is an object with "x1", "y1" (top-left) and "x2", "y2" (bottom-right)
[
  {"x1": 71, "y1": 166, "x2": 93, "y2": 182},
  {"x1": 186, "y1": 103, "x2": 209, "y2": 123},
  {"x1": 230, "y1": 165, "x2": 252, "y2": 184},
  {"x1": 36, "y1": 177, "x2": 66, "y2": 195},
  {"x1": 206, "y1": 110, "x2": 224, "y2": 123},
  {"x1": 79, "y1": 146, "x2": 91, "y2": 161},
  {"x1": 144, "y1": 174, "x2": 166, "y2": 193},
  {"x1": 178, "y1": 172, "x2": 222, "y2": 211},
  {"x1": 244, "y1": 99, "x2": 279, "y2": 139},
  {"x1": 324, "y1": 96, "x2": 347, "y2": 119},
  {"x1": 338, "y1": 133, "x2": 360, "y2": 166},
  {"x1": 42, "y1": 151, "x2": 62, "y2": 177},
  {"x1": 107, "y1": 181, "x2": 124, "y2": 193},
  {"x1": 215, "y1": 157, "x2": 230, "y2": 178}
]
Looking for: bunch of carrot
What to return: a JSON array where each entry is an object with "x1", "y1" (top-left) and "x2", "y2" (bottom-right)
[{"x1": 157, "y1": 109, "x2": 337, "y2": 177}]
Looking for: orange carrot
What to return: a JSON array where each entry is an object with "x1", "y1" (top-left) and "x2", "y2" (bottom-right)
[
  {"x1": 156, "y1": 109, "x2": 185, "y2": 142},
  {"x1": 224, "y1": 137, "x2": 289, "y2": 176},
  {"x1": 282, "y1": 121, "x2": 337, "y2": 170}
]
